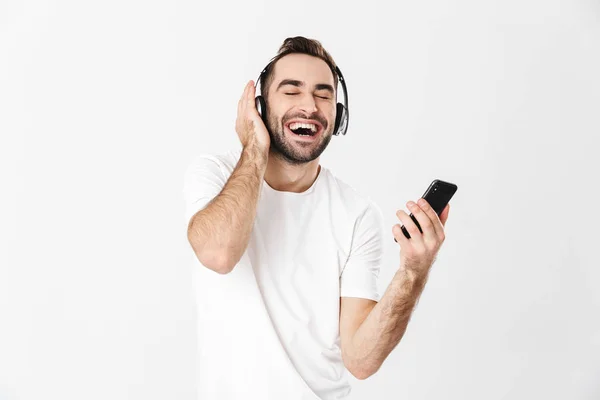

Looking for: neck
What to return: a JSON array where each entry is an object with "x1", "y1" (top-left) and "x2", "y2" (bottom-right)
[{"x1": 264, "y1": 151, "x2": 321, "y2": 193}]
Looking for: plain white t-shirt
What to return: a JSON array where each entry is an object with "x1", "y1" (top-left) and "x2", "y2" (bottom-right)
[{"x1": 182, "y1": 148, "x2": 385, "y2": 400}]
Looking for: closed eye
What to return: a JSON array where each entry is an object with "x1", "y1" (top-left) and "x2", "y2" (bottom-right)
[
  {"x1": 285, "y1": 93, "x2": 330, "y2": 100},
  {"x1": 285, "y1": 93, "x2": 330, "y2": 99}
]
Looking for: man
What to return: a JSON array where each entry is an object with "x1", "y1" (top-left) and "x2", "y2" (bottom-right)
[{"x1": 183, "y1": 36, "x2": 450, "y2": 400}]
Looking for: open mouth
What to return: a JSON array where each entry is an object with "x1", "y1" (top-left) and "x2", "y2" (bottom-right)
[{"x1": 285, "y1": 121, "x2": 322, "y2": 138}]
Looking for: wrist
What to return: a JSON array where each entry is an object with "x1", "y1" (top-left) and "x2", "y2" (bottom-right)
[
  {"x1": 397, "y1": 266, "x2": 428, "y2": 291},
  {"x1": 243, "y1": 142, "x2": 269, "y2": 165}
]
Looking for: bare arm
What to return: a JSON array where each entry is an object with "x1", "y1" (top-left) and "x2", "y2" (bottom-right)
[
  {"x1": 343, "y1": 198, "x2": 451, "y2": 379},
  {"x1": 343, "y1": 269, "x2": 426, "y2": 378},
  {"x1": 187, "y1": 80, "x2": 271, "y2": 274},
  {"x1": 187, "y1": 144, "x2": 268, "y2": 274}
]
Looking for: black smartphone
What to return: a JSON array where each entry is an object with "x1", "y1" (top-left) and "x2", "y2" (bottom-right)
[{"x1": 395, "y1": 179, "x2": 458, "y2": 241}]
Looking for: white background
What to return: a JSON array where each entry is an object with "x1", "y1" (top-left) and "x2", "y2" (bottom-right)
[{"x1": 2, "y1": 0, "x2": 599, "y2": 399}]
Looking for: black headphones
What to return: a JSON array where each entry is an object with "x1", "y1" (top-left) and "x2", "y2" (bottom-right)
[{"x1": 254, "y1": 59, "x2": 350, "y2": 136}]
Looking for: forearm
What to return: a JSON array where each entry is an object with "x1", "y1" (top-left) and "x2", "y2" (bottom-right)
[
  {"x1": 187, "y1": 144, "x2": 268, "y2": 273},
  {"x1": 346, "y1": 268, "x2": 428, "y2": 377}
]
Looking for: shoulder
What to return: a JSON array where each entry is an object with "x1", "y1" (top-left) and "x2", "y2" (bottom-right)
[
  {"x1": 320, "y1": 167, "x2": 383, "y2": 222},
  {"x1": 185, "y1": 147, "x2": 242, "y2": 177}
]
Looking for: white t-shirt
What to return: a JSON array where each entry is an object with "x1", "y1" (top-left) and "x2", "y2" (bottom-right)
[{"x1": 182, "y1": 148, "x2": 385, "y2": 400}]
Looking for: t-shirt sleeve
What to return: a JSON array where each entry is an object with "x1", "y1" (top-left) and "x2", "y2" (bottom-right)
[
  {"x1": 182, "y1": 154, "x2": 228, "y2": 227},
  {"x1": 339, "y1": 201, "x2": 385, "y2": 302}
]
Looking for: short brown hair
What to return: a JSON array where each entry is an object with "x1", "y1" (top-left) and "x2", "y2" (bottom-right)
[{"x1": 259, "y1": 36, "x2": 339, "y2": 101}]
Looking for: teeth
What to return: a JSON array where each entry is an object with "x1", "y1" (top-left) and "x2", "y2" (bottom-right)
[{"x1": 289, "y1": 122, "x2": 317, "y2": 132}]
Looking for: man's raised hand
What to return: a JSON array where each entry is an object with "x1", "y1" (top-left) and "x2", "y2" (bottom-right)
[{"x1": 236, "y1": 80, "x2": 270, "y2": 153}]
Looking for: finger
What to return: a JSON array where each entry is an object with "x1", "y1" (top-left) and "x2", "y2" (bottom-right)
[
  {"x1": 396, "y1": 209, "x2": 424, "y2": 244},
  {"x1": 407, "y1": 200, "x2": 437, "y2": 240},
  {"x1": 243, "y1": 80, "x2": 251, "y2": 98},
  {"x1": 238, "y1": 89, "x2": 244, "y2": 115},
  {"x1": 239, "y1": 81, "x2": 250, "y2": 113},
  {"x1": 417, "y1": 198, "x2": 445, "y2": 241},
  {"x1": 392, "y1": 223, "x2": 409, "y2": 244},
  {"x1": 247, "y1": 80, "x2": 255, "y2": 105}
]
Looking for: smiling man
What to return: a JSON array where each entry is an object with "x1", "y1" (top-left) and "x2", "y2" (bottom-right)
[
  {"x1": 183, "y1": 36, "x2": 450, "y2": 400},
  {"x1": 259, "y1": 53, "x2": 335, "y2": 166}
]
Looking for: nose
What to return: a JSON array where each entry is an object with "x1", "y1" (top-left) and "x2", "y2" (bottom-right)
[{"x1": 298, "y1": 93, "x2": 318, "y2": 114}]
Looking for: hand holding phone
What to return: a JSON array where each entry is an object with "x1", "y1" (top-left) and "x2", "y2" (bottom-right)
[{"x1": 395, "y1": 179, "x2": 457, "y2": 242}]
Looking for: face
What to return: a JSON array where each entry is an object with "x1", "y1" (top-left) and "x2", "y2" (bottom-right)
[{"x1": 264, "y1": 53, "x2": 337, "y2": 165}]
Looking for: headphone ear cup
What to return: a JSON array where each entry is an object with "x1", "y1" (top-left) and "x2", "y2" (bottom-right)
[
  {"x1": 255, "y1": 96, "x2": 267, "y2": 125},
  {"x1": 334, "y1": 102, "x2": 348, "y2": 136}
]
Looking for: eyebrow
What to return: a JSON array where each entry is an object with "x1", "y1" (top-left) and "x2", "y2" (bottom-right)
[{"x1": 276, "y1": 79, "x2": 335, "y2": 94}]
